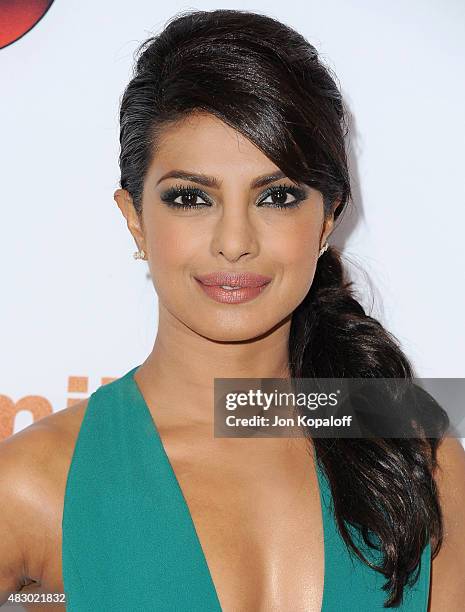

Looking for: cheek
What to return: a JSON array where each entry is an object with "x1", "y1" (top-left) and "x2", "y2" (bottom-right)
[
  {"x1": 148, "y1": 217, "x2": 197, "y2": 268},
  {"x1": 265, "y1": 217, "x2": 322, "y2": 312},
  {"x1": 267, "y1": 217, "x2": 320, "y2": 276},
  {"x1": 145, "y1": 215, "x2": 204, "y2": 300}
]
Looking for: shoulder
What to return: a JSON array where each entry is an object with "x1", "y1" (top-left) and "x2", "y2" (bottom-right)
[
  {"x1": 0, "y1": 399, "x2": 88, "y2": 601},
  {"x1": 428, "y1": 437, "x2": 465, "y2": 611}
]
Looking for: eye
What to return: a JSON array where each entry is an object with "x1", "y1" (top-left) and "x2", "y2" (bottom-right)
[
  {"x1": 160, "y1": 184, "x2": 212, "y2": 209},
  {"x1": 159, "y1": 182, "x2": 308, "y2": 210},
  {"x1": 257, "y1": 184, "x2": 307, "y2": 209}
]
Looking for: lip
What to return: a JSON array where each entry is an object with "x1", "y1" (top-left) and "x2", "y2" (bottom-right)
[
  {"x1": 194, "y1": 271, "x2": 273, "y2": 288},
  {"x1": 194, "y1": 271, "x2": 273, "y2": 304}
]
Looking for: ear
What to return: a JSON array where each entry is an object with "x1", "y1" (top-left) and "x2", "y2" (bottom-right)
[
  {"x1": 320, "y1": 198, "x2": 341, "y2": 248},
  {"x1": 113, "y1": 189, "x2": 146, "y2": 253}
]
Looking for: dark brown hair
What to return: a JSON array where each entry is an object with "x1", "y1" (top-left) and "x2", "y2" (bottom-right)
[{"x1": 117, "y1": 8, "x2": 448, "y2": 606}]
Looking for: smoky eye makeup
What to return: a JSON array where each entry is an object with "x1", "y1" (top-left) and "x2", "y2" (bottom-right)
[
  {"x1": 160, "y1": 184, "x2": 214, "y2": 209},
  {"x1": 159, "y1": 182, "x2": 310, "y2": 211},
  {"x1": 257, "y1": 183, "x2": 308, "y2": 208}
]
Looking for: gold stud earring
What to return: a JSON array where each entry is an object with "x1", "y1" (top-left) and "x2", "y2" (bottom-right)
[{"x1": 133, "y1": 249, "x2": 146, "y2": 260}]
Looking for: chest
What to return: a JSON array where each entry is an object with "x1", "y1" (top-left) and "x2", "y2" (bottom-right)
[{"x1": 163, "y1": 437, "x2": 326, "y2": 612}]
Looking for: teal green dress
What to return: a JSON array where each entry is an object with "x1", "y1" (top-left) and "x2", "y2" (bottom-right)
[{"x1": 62, "y1": 365, "x2": 431, "y2": 611}]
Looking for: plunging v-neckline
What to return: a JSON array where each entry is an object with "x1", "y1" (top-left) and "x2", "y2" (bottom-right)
[{"x1": 126, "y1": 364, "x2": 328, "y2": 610}]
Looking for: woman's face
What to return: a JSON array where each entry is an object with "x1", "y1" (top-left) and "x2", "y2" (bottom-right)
[{"x1": 115, "y1": 112, "x2": 336, "y2": 342}]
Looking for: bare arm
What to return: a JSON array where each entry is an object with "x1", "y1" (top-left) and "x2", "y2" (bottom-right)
[
  {"x1": 428, "y1": 437, "x2": 465, "y2": 611},
  {"x1": 0, "y1": 437, "x2": 31, "y2": 605},
  {"x1": 0, "y1": 423, "x2": 65, "y2": 607}
]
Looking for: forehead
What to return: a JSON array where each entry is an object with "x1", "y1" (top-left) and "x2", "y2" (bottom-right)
[{"x1": 148, "y1": 112, "x2": 279, "y2": 178}]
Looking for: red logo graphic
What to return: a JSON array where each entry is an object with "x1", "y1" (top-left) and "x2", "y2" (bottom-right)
[{"x1": 0, "y1": 0, "x2": 54, "y2": 49}]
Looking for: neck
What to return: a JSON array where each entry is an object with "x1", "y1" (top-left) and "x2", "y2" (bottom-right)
[{"x1": 134, "y1": 305, "x2": 291, "y2": 424}]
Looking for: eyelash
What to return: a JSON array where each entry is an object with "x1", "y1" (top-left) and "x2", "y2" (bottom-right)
[{"x1": 159, "y1": 183, "x2": 307, "y2": 210}]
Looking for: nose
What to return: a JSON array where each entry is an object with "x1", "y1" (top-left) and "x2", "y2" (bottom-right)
[{"x1": 210, "y1": 202, "x2": 259, "y2": 263}]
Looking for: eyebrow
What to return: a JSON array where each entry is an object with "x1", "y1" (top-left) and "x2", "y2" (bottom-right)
[{"x1": 155, "y1": 170, "x2": 287, "y2": 189}]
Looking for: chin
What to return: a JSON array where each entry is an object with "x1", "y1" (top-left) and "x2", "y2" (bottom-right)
[{"x1": 186, "y1": 313, "x2": 289, "y2": 343}]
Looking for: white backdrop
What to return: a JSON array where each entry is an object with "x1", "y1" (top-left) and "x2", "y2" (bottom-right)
[{"x1": 1, "y1": 1, "x2": 464, "y2": 446}]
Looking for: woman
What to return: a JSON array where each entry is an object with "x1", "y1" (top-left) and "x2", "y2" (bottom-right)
[{"x1": 1, "y1": 8, "x2": 464, "y2": 612}]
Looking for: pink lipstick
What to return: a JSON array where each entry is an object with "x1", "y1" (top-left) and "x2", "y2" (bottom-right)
[{"x1": 194, "y1": 271, "x2": 272, "y2": 304}]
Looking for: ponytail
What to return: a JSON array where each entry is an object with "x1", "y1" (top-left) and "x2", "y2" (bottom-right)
[{"x1": 289, "y1": 247, "x2": 449, "y2": 607}]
